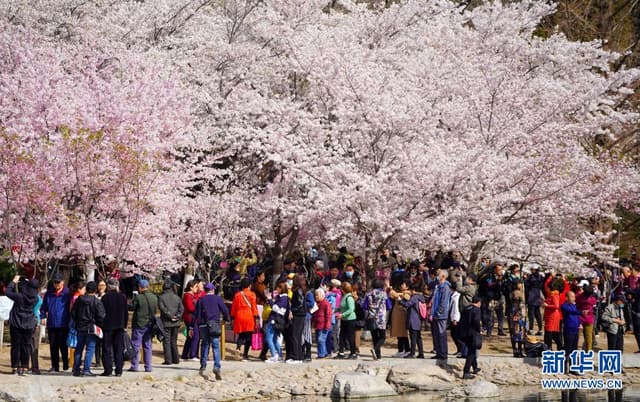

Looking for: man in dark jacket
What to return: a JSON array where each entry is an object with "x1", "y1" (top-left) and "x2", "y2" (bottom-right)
[
  {"x1": 7, "y1": 276, "x2": 39, "y2": 375},
  {"x1": 129, "y1": 279, "x2": 158, "y2": 373},
  {"x1": 40, "y1": 273, "x2": 71, "y2": 372},
  {"x1": 195, "y1": 282, "x2": 229, "y2": 380},
  {"x1": 71, "y1": 281, "x2": 105, "y2": 377},
  {"x1": 459, "y1": 295, "x2": 482, "y2": 379},
  {"x1": 478, "y1": 264, "x2": 506, "y2": 336},
  {"x1": 101, "y1": 278, "x2": 128, "y2": 376},
  {"x1": 158, "y1": 280, "x2": 183, "y2": 365},
  {"x1": 525, "y1": 266, "x2": 544, "y2": 335}
]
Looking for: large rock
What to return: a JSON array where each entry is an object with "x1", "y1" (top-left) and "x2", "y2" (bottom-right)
[
  {"x1": 331, "y1": 371, "x2": 398, "y2": 399},
  {"x1": 624, "y1": 354, "x2": 640, "y2": 369},
  {"x1": 387, "y1": 362, "x2": 457, "y2": 392},
  {"x1": 464, "y1": 380, "x2": 500, "y2": 398}
]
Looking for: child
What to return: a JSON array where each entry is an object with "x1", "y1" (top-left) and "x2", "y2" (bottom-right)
[{"x1": 511, "y1": 281, "x2": 526, "y2": 357}]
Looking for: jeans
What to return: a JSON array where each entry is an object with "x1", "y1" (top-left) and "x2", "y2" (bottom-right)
[
  {"x1": 200, "y1": 327, "x2": 221, "y2": 370},
  {"x1": 326, "y1": 328, "x2": 334, "y2": 355},
  {"x1": 48, "y1": 327, "x2": 69, "y2": 371},
  {"x1": 316, "y1": 329, "x2": 329, "y2": 358},
  {"x1": 131, "y1": 326, "x2": 153, "y2": 371},
  {"x1": 103, "y1": 329, "x2": 124, "y2": 375},
  {"x1": 265, "y1": 322, "x2": 282, "y2": 359},
  {"x1": 73, "y1": 332, "x2": 97, "y2": 374}
]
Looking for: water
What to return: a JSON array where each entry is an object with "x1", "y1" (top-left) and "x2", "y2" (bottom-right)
[{"x1": 294, "y1": 387, "x2": 640, "y2": 401}]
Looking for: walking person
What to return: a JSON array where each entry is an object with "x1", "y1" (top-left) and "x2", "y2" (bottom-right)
[
  {"x1": 195, "y1": 282, "x2": 229, "y2": 380},
  {"x1": 460, "y1": 296, "x2": 482, "y2": 379},
  {"x1": 7, "y1": 275, "x2": 39, "y2": 376},
  {"x1": 40, "y1": 273, "x2": 71, "y2": 373},
  {"x1": 128, "y1": 279, "x2": 158, "y2": 373},
  {"x1": 100, "y1": 278, "x2": 128, "y2": 377},
  {"x1": 158, "y1": 279, "x2": 183, "y2": 365},
  {"x1": 363, "y1": 279, "x2": 391, "y2": 360},
  {"x1": 71, "y1": 281, "x2": 105, "y2": 377},
  {"x1": 230, "y1": 278, "x2": 259, "y2": 361}
]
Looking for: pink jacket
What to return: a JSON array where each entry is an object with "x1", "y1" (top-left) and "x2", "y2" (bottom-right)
[{"x1": 576, "y1": 293, "x2": 596, "y2": 325}]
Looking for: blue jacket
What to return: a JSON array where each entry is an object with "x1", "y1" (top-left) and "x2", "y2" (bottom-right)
[
  {"x1": 561, "y1": 302, "x2": 581, "y2": 334},
  {"x1": 400, "y1": 293, "x2": 426, "y2": 331},
  {"x1": 431, "y1": 281, "x2": 451, "y2": 320},
  {"x1": 40, "y1": 286, "x2": 71, "y2": 328}
]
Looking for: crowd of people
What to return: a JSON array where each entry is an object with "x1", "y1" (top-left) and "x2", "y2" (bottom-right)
[{"x1": 2, "y1": 246, "x2": 640, "y2": 382}]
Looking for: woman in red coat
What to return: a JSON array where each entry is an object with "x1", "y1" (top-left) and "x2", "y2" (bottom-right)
[
  {"x1": 543, "y1": 276, "x2": 565, "y2": 350},
  {"x1": 181, "y1": 280, "x2": 200, "y2": 360},
  {"x1": 231, "y1": 278, "x2": 259, "y2": 361}
]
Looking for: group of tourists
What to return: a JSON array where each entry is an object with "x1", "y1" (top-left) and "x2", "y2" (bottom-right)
[{"x1": 2, "y1": 246, "x2": 639, "y2": 382}]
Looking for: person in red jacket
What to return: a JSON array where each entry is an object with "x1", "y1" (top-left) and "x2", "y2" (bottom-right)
[
  {"x1": 312, "y1": 288, "x2": 332, "y2": 359},
  {"x1": 181, "y1": 280, "x2": 200, "y2": 360},
  {"x1": 543, "y1": 276, "x2": 566, "y2": 350},
  {"x1": 231, "y1": 278, "x2": 259, "y2": 361}
]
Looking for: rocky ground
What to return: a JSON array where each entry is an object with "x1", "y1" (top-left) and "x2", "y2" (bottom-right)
[{"x1": 1, "y1": 331, "x2": 639, "y2": 401}]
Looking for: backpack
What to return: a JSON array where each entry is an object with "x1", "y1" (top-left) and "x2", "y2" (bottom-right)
[{"x1": 418, "y1": 300, "x2": 428, "y2": 320}]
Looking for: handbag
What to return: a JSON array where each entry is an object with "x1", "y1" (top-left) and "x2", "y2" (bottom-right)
[
  {"x1": 143, "y1": 293, "x2": 165, "y2": 342},
  {"x1": 206, "y1": 319, "x2": 222, "y2": 337},
  {"x1": 123, "y1": 331, "x2": 136, "y2": 361},
  {"x1": 90, "y1": 324, "x2": 104, "y2": 339},
  {"x1": 67, "y1": 325, "x2": 78, "y2": 348},
  {"x1": 251, "y1": 330, "x2": 263, "y2": 351}
]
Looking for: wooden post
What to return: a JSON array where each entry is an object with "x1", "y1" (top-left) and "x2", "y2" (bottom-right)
[
  {"x1": 0, "y1": 320, "x2": 4, "y2": 353},
  {"x1": 221, "y1": 322, "x2": 226, "y2": 360}
]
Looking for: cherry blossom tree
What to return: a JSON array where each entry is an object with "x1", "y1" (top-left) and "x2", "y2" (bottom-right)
[{"x1": 2, "y1": 0, "x2": 640, "y2": 276}]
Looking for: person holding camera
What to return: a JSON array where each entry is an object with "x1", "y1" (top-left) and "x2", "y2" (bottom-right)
[{"x1": 7, "y1": 275, "x2": 40, "y2": 376}]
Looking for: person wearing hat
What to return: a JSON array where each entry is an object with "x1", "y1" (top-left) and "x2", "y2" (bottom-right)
[
  {"x1": 70, "y1": 281, "x2": 105, "y2": 376},
  {"x1": 40, "y1": 272, "x2": 71, "y2": 372},
  {"x1": 601, "y1": 294, "x2": 627, "y2": 351},
  {"x1": 158, "y1": 280, "x2": 183, "y2": 365},
  {"x1": 128, "y1": 279, "x2": 158, "y2": 372},
  {"x1": 194, "y1": 282, "x2": 229, "y2": 379},
  {"x1": 7, "y1": 275, "x2": 40, "y2": 375},
  {"x1": 100, "y1": 278, "x2": 128, "y2": 376}
]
